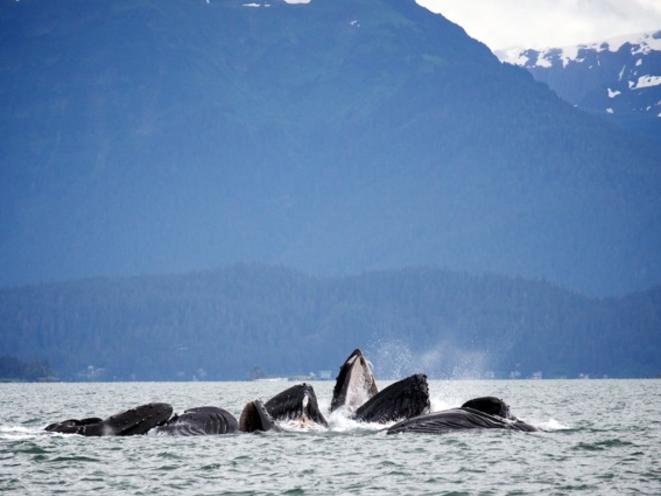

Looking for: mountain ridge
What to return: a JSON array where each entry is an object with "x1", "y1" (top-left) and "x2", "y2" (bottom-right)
[
  {"x1": 1, "y1": 0, "x2": 660, "y2": 296},
  {"x1": 496, "y1": 30, "x2": 661, "y2": 141}
]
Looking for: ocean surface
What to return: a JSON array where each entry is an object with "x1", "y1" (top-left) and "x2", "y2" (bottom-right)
[{"x1": 1, "y1": 379, "x2": 659, "y2": 495}]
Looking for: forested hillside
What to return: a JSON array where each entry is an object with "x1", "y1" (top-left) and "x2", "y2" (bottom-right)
[
  {"x1": 1, "y1": 266, "x2": 658, "y2": 380},
  {"x1": 1, "y1": 0, "x2": 660, "y2": 296}
]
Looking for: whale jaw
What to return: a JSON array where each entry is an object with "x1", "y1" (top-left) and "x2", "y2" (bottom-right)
[{"x1": 331, "y1": 348, "x2": 379, "y2": 413}]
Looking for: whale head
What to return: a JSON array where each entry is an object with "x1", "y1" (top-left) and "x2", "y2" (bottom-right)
[{"x1": 331, "y1": 348, "x2": 379, "y2": 412}]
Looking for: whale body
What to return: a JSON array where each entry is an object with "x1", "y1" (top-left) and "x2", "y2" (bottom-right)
[
  {"x1": 239, "y1": 400, "x2": 280, "y2": 432},
  {"x1": 45, "y1": 403, "x2": 173, "y2": 436},
  {"x1": 353, "y1": 374, "x2": 430, "y2": 423},
  {"x1": 156, "y1": 406, "x2": 238, "y2": 435},
  {"x1": 264, "y1": 383, "x2": 328, "y2": 427},
  {"x1": 387, "y1": 397, "x2": 536, "y2": 435}
]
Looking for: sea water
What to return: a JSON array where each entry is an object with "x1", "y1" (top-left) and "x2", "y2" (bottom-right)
[{"x1": 1, "y1": 379, "x2": 659, "y2": 495}]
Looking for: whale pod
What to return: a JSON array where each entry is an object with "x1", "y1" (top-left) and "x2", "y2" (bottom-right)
[
  {"x1": 45, "y1": 403, "x2": 173, "y2": 436},
  {"x1": 239, "y1": 400, "x2": 280, "y2": 432},
  {"x1": 353, "y1": 374, "x2": 430, "y2": 423},
  {"x1": 386, "y1": 397, "x2": 537, "y2": 435},
  {"x1": 331, "y1": 348, "x2": 378, "y2": 412},
  {"x1": 156, "y1": 406, "x2": 238, "y2": 435},
  {"x1": 265, "y1": 383, "x2": 328, "y2": 427}
]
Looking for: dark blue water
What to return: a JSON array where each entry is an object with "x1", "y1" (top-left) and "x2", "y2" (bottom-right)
[{"x1": 1, "y1": 380, "x2": 659, "y2": 495}]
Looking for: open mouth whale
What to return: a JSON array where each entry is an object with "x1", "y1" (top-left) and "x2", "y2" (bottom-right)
[
  {"x1": 352, "y1": 373, "x2": 430, "y2": 423},
  {"x1": 330, "y1": 348, "x2": 379, "y2": 412}
]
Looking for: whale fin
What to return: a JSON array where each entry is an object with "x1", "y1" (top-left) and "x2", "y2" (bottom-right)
[
  {"x1": 330, "y1": 349, "x2": 378, "y2": 412},
  {"x1": 353, "y1": 374, "x2": 429, "y2": 423},
  {"x1": 265, "y1": 383, "x2": 328, "y2": 427},
  {"x1": 156, "y1": 406, "x2": 238, "y2": 435},
  {"x1": 239, "y1": 400, "x2": 279, "y2": 432}
]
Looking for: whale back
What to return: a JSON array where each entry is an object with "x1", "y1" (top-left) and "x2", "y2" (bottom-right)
[
  {"x1": 331, "y1": 349, "x2": 378, "y2": 412},
  {"x1": 239, "y1": 400, "x2": 279, "y2": 432},
  {"x1": 156, "y1": 406, "x2": 238, "y2": 435},
  {"x1": 265, "y1": 383, "x2": 328, "y2": 426},
  {"x1": 387, "y1": 407, "x2": 537, "y2": 435},
  {"x1": 354, "y1": 374, "x2": 430, "y2": 424}
]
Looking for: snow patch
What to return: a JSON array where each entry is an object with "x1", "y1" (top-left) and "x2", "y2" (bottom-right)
[
  {"x1": 497, "y1": 47, "x2": 530, "y2": 66},
  {"x1": 634, "y1": 75, "x2": 661, "y2": 89},
  {"x1": 536, "y1": 54, "x2": 552, "y2": 68},
  {"x1": 636, "y1": 58, "x2": 643, "y2": 66},
  {"x1": 497, "y1": 31, "x2": 661, "y2": 69},
  {"x1": 607, "y1": 88, "x2": 621, "y2": 98}
]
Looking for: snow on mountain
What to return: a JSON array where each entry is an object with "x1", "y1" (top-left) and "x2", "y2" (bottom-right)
[
  {"x1": 496, "y1": 30, "x2": 661, "y2": 140},
  {"x1": 498, "y1": 31, "x2": 661, "y2": 69}
]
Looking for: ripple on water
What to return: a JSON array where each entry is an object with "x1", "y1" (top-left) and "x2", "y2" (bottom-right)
[
  {"x1": 572, "y1": 438, "x2": 636, "y2": 451},
  {"x1": 0, "y1": 380, "x2": 660, "y2": 495}
]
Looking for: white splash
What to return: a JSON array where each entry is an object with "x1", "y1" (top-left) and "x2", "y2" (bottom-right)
[
  {"x1": 534, "y1": 418, "x2": 570, "y2": 431},
  {"x1": 0, "y1": 425, "x2": 39, "y2": 440}
]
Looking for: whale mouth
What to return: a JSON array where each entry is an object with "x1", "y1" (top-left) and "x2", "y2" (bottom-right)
[{"x1": 331, "y1": 349, "x2": 379, "y2": 413}]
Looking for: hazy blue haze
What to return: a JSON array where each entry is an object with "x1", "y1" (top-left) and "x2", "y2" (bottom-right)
[
  {"x1": 1, "y1": 0, "x2": 660, "y2": 295},
  {"x1": 1, "y1": 380, "x2": 659, "y2": 495}
]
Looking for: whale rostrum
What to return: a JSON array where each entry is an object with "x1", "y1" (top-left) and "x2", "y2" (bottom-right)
[{"x1": 330, "y1": 348, "x2": 378, "y2": 412}]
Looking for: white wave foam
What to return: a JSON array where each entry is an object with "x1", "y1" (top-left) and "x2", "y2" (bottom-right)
[
  {"x1": 0, "y1": 425, "x2": 40, "y2": 440},
  {"x1": 534, "y1": 418, "x2": 570, "y2": 431}
]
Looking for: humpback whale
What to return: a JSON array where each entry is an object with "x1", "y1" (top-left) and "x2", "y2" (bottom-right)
[
  {"x1": 353, "y1": 374, "x2": 430, "y2": 423},
  {"x1": 239, "y1": 400, "x2": 280, "y2": 432},
  {"x1": 156, "y1": 407, "x2": 238, "y2": 435},
  {"x1": 264, "y1": 383, "x2": 328, "y2": 427},
  {"x1": 330, "y1": 348, "x2": 378, "y2": 412},
  {"x1": 45, "y1": 403, "x2": 173, "y2": 436},
  {"x1": 386, "y1": 397, "x2": 536, "y2": 435}
]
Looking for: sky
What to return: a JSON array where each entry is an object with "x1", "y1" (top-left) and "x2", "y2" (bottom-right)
[{"x1": 416, "y1": 0, "x2": 661, "y2": 50}]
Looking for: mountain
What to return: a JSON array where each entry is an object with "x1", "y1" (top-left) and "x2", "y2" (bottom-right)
[
  {"x1": 1, "y1": 0, "x2": 661, "y2": 296},
  {"x1": 497, "y1": 31, "x2": 661, "y2": 141},
  {"x1": 1, "y1": 266, "x2": 659, "y2": 380}
]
